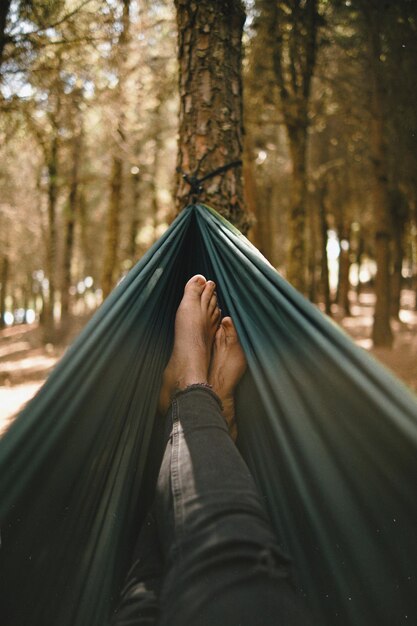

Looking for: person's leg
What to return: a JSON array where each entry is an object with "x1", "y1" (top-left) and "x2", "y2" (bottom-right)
[
  {"x1": 111, "y1": 274, "x2": 221, "y2": 625},
  {"x1": 156, "y1": 386, "x2": 310, "y2": 626},
  {"x1": 155, "y1": 276, "x2": 311, "y2": 626},
  {"x1": 109, "y1": 508, "x2": 163, "y2": 626}
]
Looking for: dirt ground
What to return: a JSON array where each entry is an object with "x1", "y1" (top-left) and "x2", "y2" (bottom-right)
[
  {"x1": 337, "y1": 290, "x2": 417, "y2": 394},
  {"x1": 0, "y1": 315, "x2": 88, "y2": 436},
  {"x1": 1, "y1": 290, "x2": 416, "y2": 437}
]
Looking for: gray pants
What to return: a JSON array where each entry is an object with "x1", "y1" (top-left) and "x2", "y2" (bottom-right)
[{"x1": 111, "y1": 386, "x2": 311, "y2": 625}]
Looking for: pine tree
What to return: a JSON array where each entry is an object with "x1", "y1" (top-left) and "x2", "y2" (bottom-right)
[{"x1": 174, "y1": 0, "x2": 249, "y2": 232}]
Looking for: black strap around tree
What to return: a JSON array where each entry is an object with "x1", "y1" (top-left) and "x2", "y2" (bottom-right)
[{"x1": 177, "y1": 160, "x2": 242, "y2": 196}]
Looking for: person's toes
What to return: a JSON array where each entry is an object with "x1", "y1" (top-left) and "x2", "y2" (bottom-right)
[
  {"x1": 201, "y1": 280, "x2": 216, "y2": 309},
  {"x1": 212, "y1": 306, "x2": 221, "y2": 326},
  {"x1": 214, "y1": 322, "x2": 225, "y2": 345},
  {"x1": 208, "y1": 291, "x2": 218, "y2": 315},
  {"x1": 221, "y1": 316, "x2": 234, "y2": 338},
  {"x1": 184, "y1": 274, "x2": 206, "y2": 297}
]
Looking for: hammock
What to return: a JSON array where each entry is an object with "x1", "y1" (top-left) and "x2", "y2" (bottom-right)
[{"x1": 0, "y1": 204, "x2": 416, "y2": 626}]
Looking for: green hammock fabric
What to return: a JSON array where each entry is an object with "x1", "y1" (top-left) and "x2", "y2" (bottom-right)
[{"x1": 1, "y1": 204, "x2": 416, "y2": 626}]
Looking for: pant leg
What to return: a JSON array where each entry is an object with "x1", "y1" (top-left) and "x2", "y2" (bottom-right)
[
  {"x1": 155, "y1": 385, "x2": 312, "y2": 626},
  {"x1": 110, "y1": 509, "x2": 163, "y2": 626}
]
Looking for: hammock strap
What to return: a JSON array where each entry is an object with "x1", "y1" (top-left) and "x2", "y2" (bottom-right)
[{"x1": 176, "y1": 160, "x2": 242, "y2": 196}]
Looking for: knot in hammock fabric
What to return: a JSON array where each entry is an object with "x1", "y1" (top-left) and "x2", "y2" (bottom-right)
[{"x1": 0, "y1": 204, "x2": 416, "y2": 626}]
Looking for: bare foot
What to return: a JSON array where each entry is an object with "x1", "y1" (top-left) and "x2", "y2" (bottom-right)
[
  {"x1": 209, "y1": 317, "x2": 246, "y2": 441},
  {"x1": 158, "y1": 275, "x2": 221, "y2": 414}
]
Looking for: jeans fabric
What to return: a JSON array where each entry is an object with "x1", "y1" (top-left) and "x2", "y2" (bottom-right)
[{"x1": 111, "y1": 386, "x2": 311, "y2": 626}]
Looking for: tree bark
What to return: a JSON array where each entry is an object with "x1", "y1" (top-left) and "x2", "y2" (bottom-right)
[
  {"x1": 61, "y1": 122, "x2": 82, "y2": 328},
  {"x1": 363, "y1": 7, "x2": 393, "y2": 346},
  {"x1": 174, "y1": 0, "x2": 248, "y2": 232},
  {"x1": 0, "y1": 255, "x2": 9, "y2": 328}
]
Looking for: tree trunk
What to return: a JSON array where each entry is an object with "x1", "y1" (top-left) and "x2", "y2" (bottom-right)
[
  {"x1": 372, "y1": 227, "x2": 392, "y2": 345},
  {"x1": 0, "y1": 255, "x2": 9, "y2": 328},
  {"x1": 337, "y1": 230, "x2": 352, "y2": 317},
  {"x1": 174, "y1": 0, "x2": 248, "y2": 232},
  {"x1": 102, "y1": 156, "x2": 123, "y2": 298},
  {"x1": 318, "y1": 185, "x2": 331, "y2": 316},
  {"x1": 413, "y1": 202, "x2": 417, "y2": 312},
  {"x1": 23, "y1": 283, "x2": 29, "y2": 323},
  {"x1": 415, "y1": 277, "x2": 417, "y2": 312},
  {"x1": 0, "y1": 0, "x2": 12, "y2": 69},
  {"x1": 61, "y1": 126, "x2": 82, "y2": 329},
  {"x1": 101, "y1": 0, "x2": 130, "y2": 298},
  {"x1": 355, "y1": 234, "x2": 364, "y2": 301},
  {"x1": 25, "y1": 272, "x2": 34, "y2": 323},
  {"x1": 43, "y1": 134, "x2": 59, "y2": 342},
  {"x1": 258, "y1": 0, "x2": 318, "y2": 293},
  {"x1": 307, "y1": 198, "x2": 318, "y2": 303},
  {"x1": 242, "y1": 137, "x2": 267, "y2": 258},
  {"x1": 389, "y1": 190, "x2": 408, "y2": 319},
  {"x1": 243, "y1": 132, "x2": 274, "y2": 262},
  {"x1": 336, "y1": 214, "x2": 351, "y2": 316},
  {"x1": 363, "y1": 6, "x2": 393, "y2": 346},
  {"x1": 287, "y1": 127, "x2": 308, "y2": 291},
  {"x1": 150, "y1": 105, "x2": 162, "y2": 241},
  {"x1": 252, "y1": 183, "x2": 273, "y2": 263},
  {"x1": 260, "y1": 189, "x2": 274, "y2": 264},
  {"x1": 78, "y1": 189, "x2": 91, "y2": 278},
  {"x1": 128, "y1": 169, "x2": 141, "y2": 261},
  {"x1": 369, "y1": 142, "x2": 392, "y2": 342},
  {"x1": 390, "y1": 220, "x2": 403, "y2": 320}
]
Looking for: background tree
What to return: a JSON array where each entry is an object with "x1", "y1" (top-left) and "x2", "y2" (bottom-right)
[
  {"x1": 101, "y1": 0, "x2": 131, "y2": 298},
  {"x1": 355, "y1": 1, "x2": 393, "y2": 347},
  {"x1": 253, "y1": 0, "x2": 319, "y2": 292},
  {"x1": 60, "y1": 86, "x2": 84, "y2": 332}
]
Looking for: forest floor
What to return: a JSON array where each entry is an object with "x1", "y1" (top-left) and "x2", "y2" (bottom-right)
[{"x1": 1, "y1": 289, "x2": 416, "y2": 437}]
